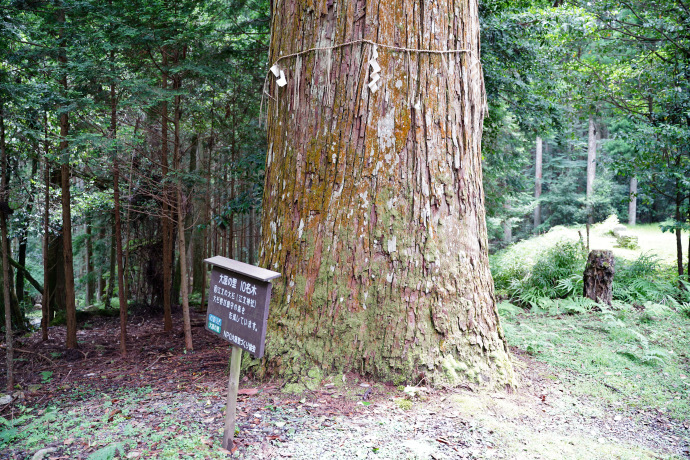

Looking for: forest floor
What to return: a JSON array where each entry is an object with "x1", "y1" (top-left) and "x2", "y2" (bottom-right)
[{"x1": 1, "y1": 309, "x2": 689, "y2": 459}]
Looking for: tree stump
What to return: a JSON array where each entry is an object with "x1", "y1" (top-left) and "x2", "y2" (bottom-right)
[{"x1": 583, "y1": 250, "x2": 615, "y2": 306}]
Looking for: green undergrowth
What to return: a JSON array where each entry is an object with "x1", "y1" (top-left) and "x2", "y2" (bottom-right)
[
  {"x1": 502, "y1": 305, "x2": 690, "y2": 422},
  {"x1": 494, "y1": 218, "x2": 690, "y2": 422},
  {"x1": 0, "y1": 386, "x2": 230, "y2": 459},
  {"x1": 492, "y1": 218, "x2": 690, "y2": 314}
]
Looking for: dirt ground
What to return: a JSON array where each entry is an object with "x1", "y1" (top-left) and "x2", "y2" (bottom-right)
[{"x1": 1, "y1": 311, "x2": 689, "y2": 459}]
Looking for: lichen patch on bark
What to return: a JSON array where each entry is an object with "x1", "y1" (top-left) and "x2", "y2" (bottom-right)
[{"x1": 260, "y1": 0, "x2": 514, "y2": 388}]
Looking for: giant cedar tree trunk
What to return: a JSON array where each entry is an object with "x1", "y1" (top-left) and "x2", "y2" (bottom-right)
[{"x1": 260, "y1": 0, "x2": 514, "y2": 386}]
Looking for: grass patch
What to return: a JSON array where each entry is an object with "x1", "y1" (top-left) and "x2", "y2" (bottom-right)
[
  {"x1": 503, "y1": 305, "x2": 690, "y2": 421},
  {"x1": 1, "y1": 386, "x2": 231, "y2": 459}
]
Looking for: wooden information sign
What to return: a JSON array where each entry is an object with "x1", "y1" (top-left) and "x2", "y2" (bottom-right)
[{"x1": 203, "y1": 256, "x2": 280, "y2": 450}]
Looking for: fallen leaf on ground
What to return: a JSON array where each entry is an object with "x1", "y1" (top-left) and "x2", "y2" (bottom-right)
[
  {"x1": 107, "y1": 409, "x2": 122, "y2": 422},
  {"x1": 238, "y1": 388, "x2": 259, "y2": 396}
]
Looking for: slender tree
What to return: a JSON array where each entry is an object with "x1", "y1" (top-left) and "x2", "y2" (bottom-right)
[
  {"x1": 628, "y1": 177, "x2": 637, "y2": 226},
  {"x1": 1, "y1": 99, "x2": 14, "y2": 390},
  {"x1": 585, "y1": 115, "x2": 597, "y2": 225},
  {"x1": 534, "y1": 136, "x2": 543, "y2": 230},
  {"x1": 56, "y1": 7, "x2": 77, "y2": 349},
  {"x1": 42, "y1": 153, "x2": 50, "y2": 342}
]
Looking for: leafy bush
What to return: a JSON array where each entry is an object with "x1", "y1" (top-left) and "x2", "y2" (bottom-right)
[
  {"x1": 497, "y1": 240, "x2": 587, "y2": 311},
  {"x1": 613, "y1": 253, "x2": 681, "y2": 305},
  {"x1": 492, "y1": 233, "x2": 689, "y2": 316}
]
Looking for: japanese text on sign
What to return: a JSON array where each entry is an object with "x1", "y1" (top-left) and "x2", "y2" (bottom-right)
[{"x1": 204, "y1": 260, "x2": 277, "y2": 359}]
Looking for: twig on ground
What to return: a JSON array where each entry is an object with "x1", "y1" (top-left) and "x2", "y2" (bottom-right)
[
  {"x1": 145, "y1": 355, "x2": 164, "y2": 370},
  {"x1": 0, "y1": 344, "x2": 55, "y2": 365},
  {"x1": 603, "y1": 382, "x2": 623, "y2": 393}
]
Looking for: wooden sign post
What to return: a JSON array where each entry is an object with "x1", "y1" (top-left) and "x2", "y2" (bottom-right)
[{"x1": 203, "y1": 256, "x2": 280, "y2": 450}]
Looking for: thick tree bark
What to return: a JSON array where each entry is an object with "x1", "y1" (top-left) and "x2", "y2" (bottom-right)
[
  {"x1": 583, "y1": 250, "x2": 614, "y2": 306},
  {"x1": 586, "y1": 115, "x2": 597, "y2": 226},
  {"x1": 1, "y1": 100, "x2": 14, "y2": 390},
  {"x1": 628, "y1": 176, "x2": 637, "y2": 226},
  {"x1": 260, "y1": 0, "x2": 513, "y2": 386},
  {"x1": 534, "y1": 136, "x2": 542, "y2": 230}
]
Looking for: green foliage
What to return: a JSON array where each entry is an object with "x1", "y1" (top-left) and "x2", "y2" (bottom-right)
[
  {"x1": 0, "y1": 406, "x2": 57, "y2": 449},
  {"x1": 493, "y1": 227, "x2": 689, "y2": 314},
  {"x1": 40, "y1": 370, "x2": 54, "y2": 383},
  {"x1": 496, "y1": 301, "x2": 522, "y2": 318},
  {"x1": 87, "y1": 443, "x2": 125, "y2": 460},
  {"x1": 612, "y1": 254, "x2": 680, "y2": 305},
  {"x1": 503, "y1": 306, "x2": 690, "y2": 421},
  {"x1": 495, "y1": 240, "x2": 587, "y2": 310}
]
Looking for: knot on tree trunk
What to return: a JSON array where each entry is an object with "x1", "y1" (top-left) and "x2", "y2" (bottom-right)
[{"x1": 583, "y1": 250, "x2": 615, "y2": 306}]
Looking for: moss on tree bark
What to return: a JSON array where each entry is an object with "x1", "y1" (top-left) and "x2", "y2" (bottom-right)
[{"x1": 260, "y1": 0, "x2": 514, "y2": 387}]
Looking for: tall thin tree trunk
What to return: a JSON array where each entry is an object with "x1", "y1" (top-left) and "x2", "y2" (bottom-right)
[
  {"x1": 172, "y1": 57, "x2": 193, "y2": 350},
  {"x1": 123, "y1": 118, "x2": 139, "y2": 304},
  {"x1": 98, "y1": 226, "x2": 106, "y2": 301},
  {"x1": 16, "y1": 159, "x2": 37, "y2": 304},
  {"x1": 113, "y1": 159, "x2": 127, "y2": 355},
  {"x1": 57, "y1": 7, "x2": 77, "y2": 349},
  {"x1": 502, "y1": 202, "x2": 512, "y2": 245},
  {"x1": 676, "y1": 187, "x2": 684, "y2": 278},
  {"x1": 110, "y1": 74, "x2": 127, "y2": 356},
  {"x1": 199, "y1": 104, "x2": 214, "y2": 311},
  {"x1": 85, "y1": 223, "x2": 94, "y2": 305},
  {"x1": 177, "y1": 188, "x2": 192, "y2": 350},
  {"x1": 105, "y1": 228, "x2": 115, "y2": 308},
  {"x1": 161, "y1": 49, "x2": 173, "y2": 332},
  {"x1": 1, "y1": 100, "x2": 14, "y2": 390},
  {"x1": 534, "y1": 136, "x2": 542, "y2": 230},
  {"x1": 42, "y1": 150, "x2": 50, "y2": 341},
  {"x1": 628, "y1": 177, "x2": 637, "y2": 226},
  {"x1": 586, "y1": 115, "x2": 597, "y2": 226},
  {"x1": 261, "y1": 0, "x2": 513, "y2": 385},
  {"x1": 248, "y1": 209, "x2": 255, "y2": 265}
]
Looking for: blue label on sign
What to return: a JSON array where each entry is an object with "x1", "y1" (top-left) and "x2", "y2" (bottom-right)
[{"x1": 208, "y1": 314, "x2": 222, "y2": 333}]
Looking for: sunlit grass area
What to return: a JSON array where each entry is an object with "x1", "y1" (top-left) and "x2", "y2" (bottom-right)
[{"x1": 502, "y1": 306, "x2": 690, "y2": 422}]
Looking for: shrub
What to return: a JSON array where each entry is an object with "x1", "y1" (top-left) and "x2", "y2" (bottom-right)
[
  {"x1": 613, "y1": 253, "x2": 679, "y2": 304},
  {"x1": 500, "y1": 240, "x2": 587, "y2": 310}
]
